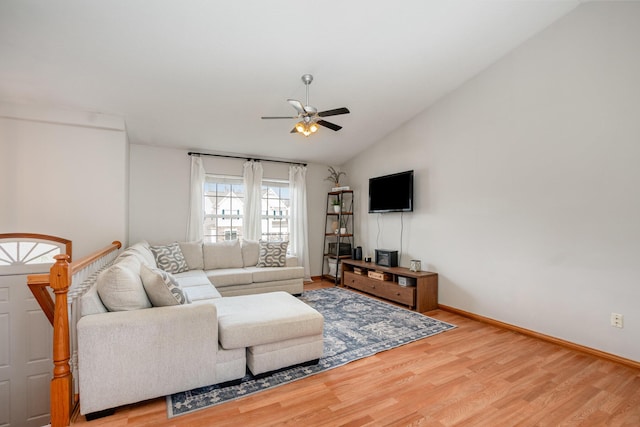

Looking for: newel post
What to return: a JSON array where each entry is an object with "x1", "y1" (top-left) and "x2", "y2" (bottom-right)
[{"x1": 50, "y1": 254, "x2": 72, "y2": 427}]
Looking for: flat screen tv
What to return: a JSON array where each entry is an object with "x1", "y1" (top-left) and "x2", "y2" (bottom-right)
[{"x1": 368, "y1": 170, "x2": 413, "y2": 213}]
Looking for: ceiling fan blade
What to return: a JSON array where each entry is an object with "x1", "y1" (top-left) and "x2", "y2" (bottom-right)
[
  {"x1": 318, "y1": 107, "x2": 350, "y2": 117},
  {"x1": 317, "y1": 120, "x2": 342, "y2": 131},
  {"x1": 261, "y1": 116, "x2": 298, "y2": 119},
  {"x1": 287, "y1": 99, "x2": 306, "y2": 115},
  {"x1": 290, "y1": 127, "x2": 298, "y2": 134}
]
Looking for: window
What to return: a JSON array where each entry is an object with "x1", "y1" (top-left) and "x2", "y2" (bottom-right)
[
  {"x1": 0, "y1": 241, "x2": 61, "y2": 266},
  {"x1": 203, "y1": 175, "x2": 244, "y2": 243},
  {"x1": 261, "y1": 179, "x2": 290, "y2": 242},
  {"x1": 203, "y1": 175, "x2": 290, "y2": 243}
]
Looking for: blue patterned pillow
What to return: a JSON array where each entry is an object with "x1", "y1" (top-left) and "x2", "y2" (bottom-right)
[
  {"x1": 256, "y1": 241, "x2": 288, "y2": 267},
  {"x1": 150, "y1": 242, "x2": 189, "y2": 274}
]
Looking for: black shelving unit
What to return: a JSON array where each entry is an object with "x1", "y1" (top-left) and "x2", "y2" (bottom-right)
[{"x1": 321, "y1": 190, "x2": 354, "y2": 285}]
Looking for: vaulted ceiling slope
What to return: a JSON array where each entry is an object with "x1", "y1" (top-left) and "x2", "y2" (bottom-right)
[{"x1": 0, "y1": 1, "x2": 582, "y2": 165}]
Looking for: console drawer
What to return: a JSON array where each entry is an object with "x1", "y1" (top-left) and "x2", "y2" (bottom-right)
[
  {"x1": 375, "y1": 282, "x2": 415, "y2": 306},
  {"x1": 343, "y1": 271, "x2": 415, "y2": 307}
]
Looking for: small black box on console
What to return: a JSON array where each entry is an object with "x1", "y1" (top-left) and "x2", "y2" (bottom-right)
[{"x1": 375, "y1": 249, "x2": 398, "y2": 267}]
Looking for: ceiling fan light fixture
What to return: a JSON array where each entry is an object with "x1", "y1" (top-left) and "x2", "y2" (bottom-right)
[{"x1": 262, "y1": 74, "x2": 350, "y2": 137}]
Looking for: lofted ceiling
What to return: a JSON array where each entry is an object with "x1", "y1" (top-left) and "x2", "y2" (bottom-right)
[{"x1": 0, "y1": 1, "x2": 583, "y2": 165}]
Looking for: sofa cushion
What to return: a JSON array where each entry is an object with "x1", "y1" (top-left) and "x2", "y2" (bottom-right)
[
  {"x1": 172, "y1": 269, "x2": 211, "y2": 287},
  {"x1": 96, "y1": 256, "x2": 152, "y2": 311},
  {"x1": 140, "y1": 264, "x2": 190, "y2": 306},
  {"x1": 116, "y1": 241, "x2": 156, "y2": 268},
  {"x1": 257, "y1": 241, "x2": 288, "y2": 267},
  {"x1": 206, "y1": 268, "x2": 254, "y2": 288},
  {"x1": 203, "y1": 240, "x2": 243, "y2": 270},
  {"x1": 150, "y1": 242, "x2": 189, "y2": 274},
  {"x1": 246, "y1": 266, "x2": 305, "y2": 283},
  {"x1": 178, "y1": 241, "x2": 204, "y2": 270},
  {"x1": 241, "y1": 239, "x2": 260, "y2": 267},
  {"x1": 182, "y1": 285, "x2": 222, "y2": 301},
  {"x1": 173, "y1": 270, "x2": 222, "y2": 301}
]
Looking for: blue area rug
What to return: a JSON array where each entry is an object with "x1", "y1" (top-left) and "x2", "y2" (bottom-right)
[{"x1": 168, "y1": 287, "x2": 455, "y2": 417}]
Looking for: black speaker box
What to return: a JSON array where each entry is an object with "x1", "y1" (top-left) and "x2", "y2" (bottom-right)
[{"x1": 375, "y1": 249, "x2": 398, "y2": 267}]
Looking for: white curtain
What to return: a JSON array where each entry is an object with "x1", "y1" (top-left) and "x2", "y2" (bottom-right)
[
  {"x1": 289, "y1": 165, "x2": 311, "y2": 282},
  {"x1": 243, "y1": 161, "x2": 263, "y2": 241},
  {"x1": 186, "y1": 155, "x2": 205, "y2": 241}
]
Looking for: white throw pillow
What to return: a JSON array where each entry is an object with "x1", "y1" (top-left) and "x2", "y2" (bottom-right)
[
  {"x1": 116, "y1": 241, "x2": 157, "y2": 268},
  {"x1": 96, "y1": 257, "x2": 152, "y2": 311},
  {"x1": 140, "y1": 264, "x2": 190, "y2": 306},
  {"x1": 241, "y1": 239, "x2": 260, "y2": 267},
  {"x1": 203, "y1": 239, "x2": 243, "y2": 270},
  {"x1": 178, "y1": 240, "x2": 204, "y2": 270},
  {"x1": 256, "y1": 241, "x2": 288, "y2": 267},
  {"x1": 150, "y1": 242, "x2": 189, "y2": 274}
]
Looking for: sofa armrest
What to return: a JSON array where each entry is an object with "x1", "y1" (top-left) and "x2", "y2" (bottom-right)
[
  {"x1": 77, "y1": 303, "x2": 219, "y2": 414},
  {"x1": 286, "y1": 256, "x2": 299, "y2": 267}
]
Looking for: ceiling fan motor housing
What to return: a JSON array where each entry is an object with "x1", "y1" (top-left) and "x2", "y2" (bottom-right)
[{"x1": 301, "y1": 74, "x2": 313, "y2": 85}]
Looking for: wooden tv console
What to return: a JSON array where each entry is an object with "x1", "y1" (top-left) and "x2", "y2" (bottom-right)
[{"x1": 341, "y1": 259, "x2": 438, "y2": 312}]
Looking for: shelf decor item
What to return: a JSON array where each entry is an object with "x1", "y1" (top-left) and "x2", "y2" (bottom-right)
[
  {"x1": 325, "y1": 166, "x2": 346, "y2": 187},
  {"x1": 328, "y1": 242, "x2": 352, "y2": 256},
  {"x1": 331, "y1": 197, "x2": 341, "y2": 213},
  {"x1": 368, "y1": 271, "x2": 392, "y2": 281},
  {"x1": 410, "y1": 260, "x2": 421, "y2": 272}
]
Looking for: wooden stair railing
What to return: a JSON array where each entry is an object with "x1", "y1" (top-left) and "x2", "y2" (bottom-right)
[
  {"x1": 50, "y1": 254, "x2": 73, "y2": 427},
  {"x1": 26, "y1": 240, "x2": 122, "y2": 427},
  {"x1": 28, "y1": 273, "x2": 56, "y2": 326}
]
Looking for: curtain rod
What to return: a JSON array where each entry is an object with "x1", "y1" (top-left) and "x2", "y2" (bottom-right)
[{"x1": 188, "y1": 151, "x2": 307, "y2": 167}]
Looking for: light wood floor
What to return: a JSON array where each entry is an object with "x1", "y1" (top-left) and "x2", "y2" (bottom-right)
[{"x1": 72, "y1": 282, "x2": 640, "y2": 426}]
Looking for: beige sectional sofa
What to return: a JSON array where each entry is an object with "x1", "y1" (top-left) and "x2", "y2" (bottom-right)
[
  {"x1": 76, "y1": 240, "x2": 323, "y2": 416},
  {"x1": 174, "y1": 238, "x2": 304, "y2": 298}
]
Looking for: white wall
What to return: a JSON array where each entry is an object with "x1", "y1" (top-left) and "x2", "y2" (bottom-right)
[
  {"x1": 0, "y1": 104, "x2": 128, "y2": 258},
  {"x1": 128, "y1": 144, "x2": 330, "y2": 276},
  {"x1": 344, "y1": 2, "x2": 640, "y2": 361}
]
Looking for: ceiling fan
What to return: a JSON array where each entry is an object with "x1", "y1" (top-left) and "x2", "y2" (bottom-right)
[{"x1": 261, "y1": 74, "x2": 350, "y2": 137}]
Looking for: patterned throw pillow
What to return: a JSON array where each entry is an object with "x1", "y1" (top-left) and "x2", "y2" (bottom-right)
[
  {"x1": 256, "y1": 241, "x2": 288, "y2": 267},
  {"x1": 150, "y1": 242, "x2": 189, "y2": 274},
  {"x1": 140, "y1": 264, "x2": 190, "y2": 306}
]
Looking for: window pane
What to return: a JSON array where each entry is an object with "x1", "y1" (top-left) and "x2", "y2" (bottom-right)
[
  {"x1": 204, "y1": 175, "x2": 245, "y2": 243},
  {"x1": 0, "y1": 241, "x2": 60, "y2": 265},
  {"x1": 261, "y1": 180, "x2": 290, "y2": 242}
]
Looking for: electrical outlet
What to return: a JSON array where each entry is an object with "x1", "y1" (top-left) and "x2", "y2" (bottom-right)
[{"x1": 610, "y1": 313, "x2": 623, "y2": 328}]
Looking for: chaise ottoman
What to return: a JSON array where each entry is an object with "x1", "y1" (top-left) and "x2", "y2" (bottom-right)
[{"x1": 211, "y1": 291, "x2": 324, "y2": 375}]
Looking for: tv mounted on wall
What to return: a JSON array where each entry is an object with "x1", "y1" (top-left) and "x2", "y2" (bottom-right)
[{"x1": 368, "y1": 170, "x2": 414, "y2": 213}]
